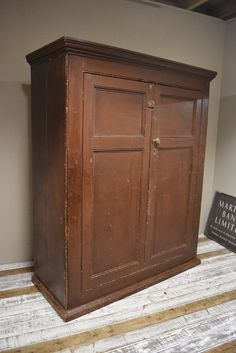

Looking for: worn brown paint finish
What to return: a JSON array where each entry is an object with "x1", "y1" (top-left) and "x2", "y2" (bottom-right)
[
  {"x1": 66, "y1": 56, "x2": 84, "y2": 308},
  {"x1": 30, "y1": 55, "x2": 67, "y2": 308},
  {"x1": 146, "y1": 86, "x2": 203, "y2": 266},
  {"x1": 81, "y1": 74, "x2": 151, "y2": 292},
  {"x1": 26, "y1": 37, "x2": 216, "y2": 321}
]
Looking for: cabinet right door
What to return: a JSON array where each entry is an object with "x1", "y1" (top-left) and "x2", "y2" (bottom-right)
[{"x1": 146, "y1": 85, "x2": 203, "y2": 268}]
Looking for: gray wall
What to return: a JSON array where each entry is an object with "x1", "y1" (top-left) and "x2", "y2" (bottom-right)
[
  {"x1": 0, "y1": 0, "x2": 225, "y2": 264},
  {"x1": 214, "y1": 19, "x2": 236, "y2": 197}
]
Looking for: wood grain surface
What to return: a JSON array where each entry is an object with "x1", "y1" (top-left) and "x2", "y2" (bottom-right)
[
  {"x1": 27, "y1": 38, "x2": 216, "y2": 319},
  {"x1": 0, "y1": 236, "x2": 235, "y2": 352}
]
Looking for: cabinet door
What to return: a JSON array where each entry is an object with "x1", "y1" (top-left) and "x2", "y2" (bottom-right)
[
  {"x1": 82, "y1": 74, "x2": 151, "y2": 290},
  {"x1": 146, "y1": 85, "x2": 202, "y2": 267}
]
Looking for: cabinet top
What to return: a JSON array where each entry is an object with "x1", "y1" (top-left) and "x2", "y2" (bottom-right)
[{"x1": 26, "y1": 37, "x2": 216, "y2": 81}]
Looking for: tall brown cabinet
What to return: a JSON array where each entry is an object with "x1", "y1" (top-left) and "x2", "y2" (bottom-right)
[{"x1": 26, "y1": 37, "x2": 216, "y2": 321}]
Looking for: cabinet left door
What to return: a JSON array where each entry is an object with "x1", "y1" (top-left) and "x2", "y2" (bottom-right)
[{"x1": 81, "y1": 74, "x2": 151, "y2": 290}]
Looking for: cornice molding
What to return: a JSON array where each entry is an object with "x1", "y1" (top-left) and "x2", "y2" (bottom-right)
[{"x1": 26, "y1": 37, "x2": 216, "y2": 81}]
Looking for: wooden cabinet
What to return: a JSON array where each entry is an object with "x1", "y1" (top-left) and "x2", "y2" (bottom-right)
[{"x1": 26, "y1": 37, "x2": 216, "y2": 321}]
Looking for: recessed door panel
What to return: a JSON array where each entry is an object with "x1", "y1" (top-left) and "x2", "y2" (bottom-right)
[
  {"x1": 94, "y1": 88, "x2": 144, "y2": 136},
  {"x1": 150, "y1": 148, "x2": 192, "y2": 255},
  {"x1": 159, "y1": 95, "x2": 195, "y2": 137},
  {"x1": 146, "y1": 85, "x2": 202, "y2": 266},
  {"x1": 92, "y1": 150, "x2": 142, "y2": 275},
  {"x1": 82, "y1": 74, "x2": 151, "y2": 290}
]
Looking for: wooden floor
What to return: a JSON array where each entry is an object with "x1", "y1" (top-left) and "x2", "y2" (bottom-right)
[{"x1": 0, "y1": 235, "x2": 235, "y2": 353}]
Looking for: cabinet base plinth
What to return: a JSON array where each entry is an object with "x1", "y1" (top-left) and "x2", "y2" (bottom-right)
[{"x1": 32, "y1": 257, "x2": 201, "y2": 321}]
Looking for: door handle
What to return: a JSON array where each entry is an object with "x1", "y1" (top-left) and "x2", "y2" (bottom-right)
[{"x1": 153, "y1": 137, "x2": 161, "y2": 146}]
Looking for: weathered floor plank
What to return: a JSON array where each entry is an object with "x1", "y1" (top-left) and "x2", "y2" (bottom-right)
[
  {"x1": 198, "y1": 249, "x2": 229, "y2": 260},
  {"x1": 198, "y1": 237, "x2": 210, "y2": 244},
  {"x1": 0, "y1": 272, "x2": 33, "y2": 291},
  {"x1": 0, "y1": 286, "x2": 38, "y2": 300},
  {"x1": 0, "y1": 261, "x2": 33, "y2": 272},
  {"x1": 0, "y1": 267, "x2": 33, "y2": 278},
  {"x1": 0, "y1": 236, "x2": 235, "y2": 353},
  {"x1": 119, "y1": 301, "x2": 236, "y2": 352},
  {"x1": 103, "y1": 303, "x2": 236, "y2": 353},
  {"x1": 0, "y1": 253, "x2": 235, "y2": 346},
  {"x1": 204, "y1": 339, "x2": 236, "y2": 352},
  {"x1": 1, "y1": 290, "x2": 236, "y2": 353}
]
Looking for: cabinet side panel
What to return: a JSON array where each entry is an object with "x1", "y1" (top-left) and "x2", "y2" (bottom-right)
[
  {"x1": 31, "y1": 56, "x2": 66, "y2": 306},
  {"x1": 192, "y1": 84, "x2": 210, "y2": 243},
  {"x1": 66, "y1": 56, "x2": 84, "y2": 309}
]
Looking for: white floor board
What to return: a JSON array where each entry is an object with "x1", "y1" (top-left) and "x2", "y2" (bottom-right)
[
  {"x1": 57, "y1": 301, "x2": 236, "y2": 353},
  {"x1": 0, "y1": 273, "x2": 33, "y2": 291},
  {"x1": 0, "y1": 262, "x2": 33, "y2": 272},
  {"x1": 0, "y1": 236, "x2": 235, "y2": 353}
]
